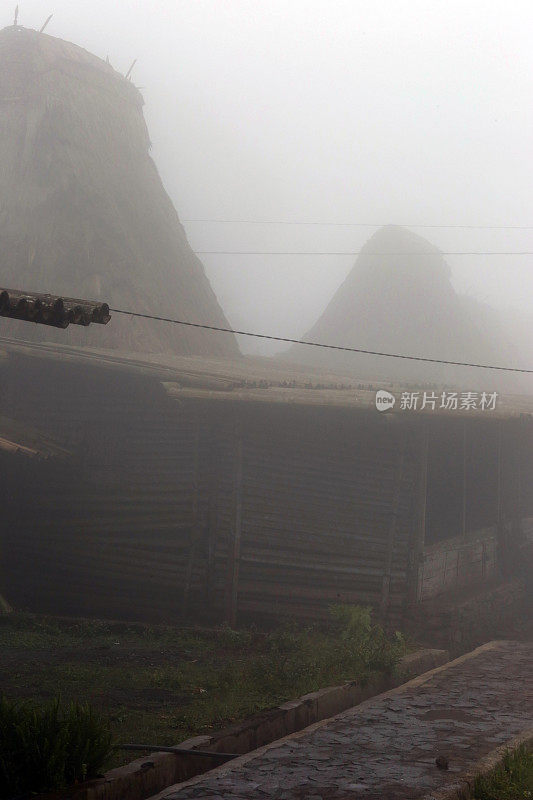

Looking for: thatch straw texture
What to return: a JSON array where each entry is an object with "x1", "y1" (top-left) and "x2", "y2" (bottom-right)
[{"x1": 0, "y1": 25, "x2": 239, "y2": 357}]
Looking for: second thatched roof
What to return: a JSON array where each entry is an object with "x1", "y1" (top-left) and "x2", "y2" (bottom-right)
[{"x1": 0, "y1": 25, "x2": 239, "y2": 358}]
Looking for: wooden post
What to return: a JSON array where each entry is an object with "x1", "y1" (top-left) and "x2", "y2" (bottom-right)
[
  {"x1": 226, "y1": 413, "x2": 243, "y2": 627},
  {"x1": 496, "y1": 418, "x2": 506, "y2": 576},
  {"x1": 0, "y1": 465, "x2": 12, "y2": 614},
  {"x1": 497, "y1": 419, "x2": 503, "y2": 524},
  {"x1": 380, "y1": 425, "x2": 407, "y2": 620},
  {"x1": 517, "y1": 420, "x2": 522, "y2": 520},
  {"x1": 182, "y1": 410, "x2": 201, "y2": 618},
  {"x1": 408, "y1": 420, "x2": 429, "y2": 606},
  {"x1": 514, "y1": 419, "x2": 523, "y2": 542},
  {"x1": 507, "y1": 420, "x2": 523, "y2": 574},
  {"x1": 0, "y1": 521, "x2": 11, "y2": 613},
  {"x1": 205, "y1": 421, "x2": 218, "y2": 613},
  {"x1": 462, "y1": 418, "x2": 467, "y2": 538}
]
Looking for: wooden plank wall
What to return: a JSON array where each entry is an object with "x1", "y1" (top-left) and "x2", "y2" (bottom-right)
[
  {"x1": 1, "y1": 351, "x2": 531, "y2": 627},
  {"x1": 0, "y1": 354, "x2": 210, "y2": 621},
  {"x1": 0, "y1": 352, "x2": 422, "y2": 625},
  {"x1": 417, "y1": 527, "x2": 498, "y2": 602},
  {"x1": 231, "y1": 406, "x2": 420, "y2": 626}
]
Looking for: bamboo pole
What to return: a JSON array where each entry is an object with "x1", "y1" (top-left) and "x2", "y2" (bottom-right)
[
  {"x1": 125, "y1": 59, "x2": 137, "y2": 80},
  {"x1": 39, "y1": 14, "x2": 53, "y2": 33}
]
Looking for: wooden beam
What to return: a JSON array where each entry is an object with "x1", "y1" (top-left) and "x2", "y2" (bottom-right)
[
  {"x1": 0, "y1": 288, "x2": 110, "y2": 328},
  {"x1": 226, "y1": 414, "x2": 243, "y2": 627}
]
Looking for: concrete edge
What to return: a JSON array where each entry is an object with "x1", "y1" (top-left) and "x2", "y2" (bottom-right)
[
  {"x1": 152, "y1": 642, "x2": 505, "y2": 800},
  {"x1": 420, "y1": 728, "x2": 533, "y2": 800},
  {"x1": 75, "y1": 647, "x2": 451, "y2": 800}
]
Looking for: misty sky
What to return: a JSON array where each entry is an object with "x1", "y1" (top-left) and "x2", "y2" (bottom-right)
[{"x1": 10, "y1": 1, "x2": 533, "y2": 357}]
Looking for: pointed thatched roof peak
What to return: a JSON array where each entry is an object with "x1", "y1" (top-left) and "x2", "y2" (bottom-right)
[
  {"x1": 354, "y1": 224, "x2": 451, "y2": 279},
  {"x1": 0, "y1": 23, "x2": 135, "y2": 90},
  {"x1": 0, "y1": 26, "x2": 239, "y2": 358},
  {"x1": 283, "y1": 225, "x2": 509, "y2": 387}
]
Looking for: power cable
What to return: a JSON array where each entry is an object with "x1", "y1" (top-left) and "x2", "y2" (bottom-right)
[
  {"x1": 182, "y1": 220, "x2": 533, "y2": 230},
  {"x1": 109, "y1": 308, "x2": 533, "y2": 374},
  {"x1": 193, "y1": 250, "x2": 533, "y2": 256}
]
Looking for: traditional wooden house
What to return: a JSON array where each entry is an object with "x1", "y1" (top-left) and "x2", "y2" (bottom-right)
[{"x1": 0, "y1": 336, "x2": 531, "y2": 629}]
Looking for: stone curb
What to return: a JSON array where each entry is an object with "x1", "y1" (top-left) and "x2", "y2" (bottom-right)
[
  {"x1": 151, "y1": 641, "x2": 503, "y2": 799},
  {"x1": 420, "y1": 728, "x2": 533, "y2": 800},
  {"x1": 59, "y1": 647, "x2": 448, "y2": 800}
]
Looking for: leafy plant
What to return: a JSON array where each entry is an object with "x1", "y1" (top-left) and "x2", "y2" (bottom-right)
[
  {"x1": 329, "y1": 603, "x2": 372, "y2": 638},
  {"x1": 328, "y1": 603, "x2": 407, "y2": 674},
  {"x1": 473, "y1": 744, "x2": 533, "y2": 800},
  {"x1": 216, "y1": 622, "x2": 254, "y2": 649},
  {"x1": 0, "y1": 696, "x2": 113, "y2": 796}
]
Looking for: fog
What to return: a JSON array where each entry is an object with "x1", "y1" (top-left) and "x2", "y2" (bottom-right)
[
  {"x1": 11, "y1": 0, "x2": 533, "y2": 362},
  {"x1": 1, "y1": 6, "x2": 532, "y2": 767}
]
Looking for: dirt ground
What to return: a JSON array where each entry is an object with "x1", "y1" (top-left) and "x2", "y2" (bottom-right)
[{"x1": 0, "y1": 609, "x2": 406, "y2": 768}]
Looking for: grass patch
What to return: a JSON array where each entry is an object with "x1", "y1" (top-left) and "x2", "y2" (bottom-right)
[
  {"x1": 473, "y1": 744, "x2": 533, "y2": 800},
  {"x1": 0, "y1": 696, "x2": 112, "y2": 796},
  {"x1": 0, "y1": 605, "x2": 407, "y2": 770}
]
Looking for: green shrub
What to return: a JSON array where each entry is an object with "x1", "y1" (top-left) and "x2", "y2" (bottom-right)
[
  {"x1": 208, "y1": 605, "x2": 407, "y2": 709},
  {"x1": 0, "y1": 696, "x2": 113, "y2": 796},
  {"x1": 328, "y1": 603, "x2": 372, "y2": 638},
  {"x1": 328, "y1": 603, "x2": 407, "y2": 674}
]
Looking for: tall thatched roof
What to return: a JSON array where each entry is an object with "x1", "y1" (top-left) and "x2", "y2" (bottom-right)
[
  {"x1": 284, "y1": 225, "x2": 518, "y2": 389},
  {"x1": 0, "y1": 25, "x2": 239, "y2": 357}
]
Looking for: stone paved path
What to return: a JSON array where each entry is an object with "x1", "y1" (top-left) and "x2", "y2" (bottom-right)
[{"x1": 157, "y1": 641, "x2": 532, "y2": 800}]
